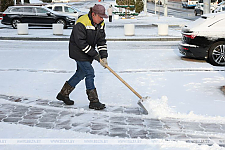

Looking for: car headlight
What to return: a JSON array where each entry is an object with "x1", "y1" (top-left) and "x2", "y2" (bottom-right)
[{"x1": 66, "y1": 17, "x2": 75, "y2": 21}]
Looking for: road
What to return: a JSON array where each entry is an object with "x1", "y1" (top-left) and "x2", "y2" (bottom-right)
[{"x1": 147, "y1": 1, "x2": 201, "y2": 20}]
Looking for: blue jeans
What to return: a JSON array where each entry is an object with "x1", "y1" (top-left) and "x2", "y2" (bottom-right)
[{"x1": 68, "y1": 61, "x2": 95, "y2": 90}]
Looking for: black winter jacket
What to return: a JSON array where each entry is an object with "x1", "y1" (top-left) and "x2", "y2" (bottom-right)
[{"x1": 69, "y1": 12, "x2": 108, "y2": 62}]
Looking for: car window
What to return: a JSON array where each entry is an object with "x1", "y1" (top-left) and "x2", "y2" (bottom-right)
[
  {"x1": 24, "y1": 7, "x2": 35, "y2": 13},
  {"x1": 222, "y1": 6, "x2": 225, "y2": 11},
  {"x1": 64, "y1": 6, "x2": 75, "y2": 13},
  {"x1": 36, "y1": 8, "x2": 49, "y2": 13},
  {"x1": 54, "y1": 6, "x2": 62, "y2": 12},
  {"x1": 10, "y1": 7, "x2": 23, "y2": 12},
  {"x1": 47, "y1": 6, "x2": 52, "y2": 10}
]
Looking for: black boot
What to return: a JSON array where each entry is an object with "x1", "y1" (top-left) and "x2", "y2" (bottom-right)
[
  {"x1": 56, "y1": 81, "x2": 74, "y2": 105},
  {"x1": 86, "y1": 88, "x2": 106, "y2": 110}
]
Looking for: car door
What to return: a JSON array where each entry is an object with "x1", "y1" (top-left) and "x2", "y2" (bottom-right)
[
  {"x1": 35, "y1": 7, "x2": 55, "y2": 25},
  {"x1": 21, "y1": 7, "x2": 36, "y2": 24}
]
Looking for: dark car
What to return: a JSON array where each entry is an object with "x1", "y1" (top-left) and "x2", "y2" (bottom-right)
[
  {"x1": 1, "y1": 6, "x2": 75, "y2": 29},
  {"x1": 194, "y1": 3, "x2": 203, "y2": 16},
  {"x1": 179, "y1": 13, "x2": 225, "y2": 66}
]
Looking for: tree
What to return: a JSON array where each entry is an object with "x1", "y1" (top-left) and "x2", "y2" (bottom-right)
[
  {"x1": 135, "y1": 0, "x2": 144, "y2": 13},
  {"x1": 116, "y1": 0, "x2": 143, "y2": 13},
  {"x1": 1, "y1": 0, "x2": 14, "y2": 12}
]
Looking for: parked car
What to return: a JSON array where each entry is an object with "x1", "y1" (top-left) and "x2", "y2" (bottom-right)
[
  {"x1": 45, "y1": 4, "x2": 79, "y2": 19},
  {"x1": 178, "y1": 12, "x2": 225, "y2": 66},
  {"x1": 194, "y1": 3, "x2": 215, "y2": 16},
  {"x1": 194, "y1": 3, "x2": 203, "y2": 15},
  {"x1": 213, "y1": 5, "x2": 225, "y2": 13},
  {"x1": 1, "y1": 6, "x2": 75, "y2": 29}
]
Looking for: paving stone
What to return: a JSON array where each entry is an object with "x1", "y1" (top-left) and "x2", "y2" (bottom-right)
[
  {"x1": 8, "y1": 113, "x2": 25, "y2": 118},
  {"x1": 90, "y1": 130, "x2": 109, "y2": 136},
  {"x1": 0, "y1": 110, "x2": 5, "y2": 115},
  {"x1": 180, "y1": 121, "x2": 204, "y2": 132},
  {"x1": 128, "y1": 128, "x2": 148, "y2": 138},
  {"x1": 39, "y1": 117, "x2": 57, "y2": 122},
  {"x1": 124, "y1": 107, "x2": 141, "y2": 115},
  {"x1": 108, "y1": 106, "x2": 124, "y2": 113},
  {"x1": 13, "y1": 106, "x2": 28, "y2": 113},
  {"x1": 3, "y1": 117, "x2": 22, "y2": 123},
  {"x1": 109, "y1": 132, "x2": 129, "y2": 138},
  {"x1": 110, "y1": 126, "x2": 128, "y2": 134},
  {"x1": 56, "y1": 120, "x2": 71, "y2": 126},
  {"x1": 19, "y1": 119, "x2": 38, "y2": 126},
  {"x1": 0, "y1": 115, "x2": 7, "y2": 121},
  {"x1": 161, "y1": 119, "x2": 183, "y2": 131},
  {"x1": 91, "y1": 122, "x2": 108, "y2": 131},
  {"x1": 200, "y1": 123, "x2": 222, "y2": 133},
  {"x1": 147, "y1": 129, "x2": 169, "y2": 139},
  {"x1": 126, "y1": 117, "x2": 144, "y2": 126},
  {"x1": 59, "y1": 111, "x2": 71, "y2": 117},
  {"x1": 166, "y1": 131, "x2": 188, "y2": 140},
  {"x1": 55, "y1": 125, "x2": 72, "y2": 130},
  {"x1": 110, "y1": 116, "x2": 126, "y2": 122},
  {"x1": 143, "y1": 118, "x2": 163, "y2": 129},
  {"x1": 49, "y1": 101, "x2": 64, "y2": 107},
  {"x1": 219, "y1": 124, "x2": 225, "y2": 133},
  {"x1": 23, "y1": 114, "x2": 40, "y2": 119},
  {"x1": 1, "y1": 104, "x2": 15, "y2": 110},
  {"x1": 36, "y1": 122, "x2": 55, "y2": 129},
  {"x1": 36, "y1": 99, "x2": 50, "y2": 105}
]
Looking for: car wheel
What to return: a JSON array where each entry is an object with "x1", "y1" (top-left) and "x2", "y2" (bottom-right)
[
  {"x1": 200, "y1": 11, "x2": 203, "y2": 15},
  {"x1": 208, "y1": 41, "x2": 225, "y2": 66},
  {"x1": 56, "y1": 19, "x2": 67, "y2": 29},
  {"x1": 194, "y1": 10, "x2": 197, "y2": 16},
  {"x1": 12, "y1": 19, "x2": 21, "y2": 29}
]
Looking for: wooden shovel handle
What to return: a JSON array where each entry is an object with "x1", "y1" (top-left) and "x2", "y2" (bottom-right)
[{"x1": 101, "y1": 59, "x2": 142, "y2": 99}]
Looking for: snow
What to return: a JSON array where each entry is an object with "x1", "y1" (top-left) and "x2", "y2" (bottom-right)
[
  {"x1": 0, "y1": 0, "x2": 225, "y2": 149},
  {"x1": 30, "y1": 0, "x2": 43, "y2": 3},
  {"x1": 0, "y1": 122, "x2": 224, "y2": 150}
]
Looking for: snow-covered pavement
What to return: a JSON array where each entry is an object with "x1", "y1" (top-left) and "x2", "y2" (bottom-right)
[
  {"x1": 0, "y1": 40, "x2": 225, "y2": 150},
  {"x1": 0, "y1": 0, "x2": 225, "y2": 149}
]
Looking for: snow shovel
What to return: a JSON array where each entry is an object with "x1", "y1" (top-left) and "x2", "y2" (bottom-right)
[{"x1": 100, "y1": 59, "x2": 149, "y2": 115}]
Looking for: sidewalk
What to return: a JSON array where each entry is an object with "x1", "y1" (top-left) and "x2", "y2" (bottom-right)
[{"x1": 0, "y1": 13, "x2": 189, "y2": 41}]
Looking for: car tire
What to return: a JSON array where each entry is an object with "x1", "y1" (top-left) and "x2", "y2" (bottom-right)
[
  {"x1": 194, "y1": 10, "x2": 197, "y2": 16},
  {"x1": 56, "y1": 19, "x2": 67, "y2": 29},
  {"x1": 12, "y1": 19, "x2": 21, "y2": 29},
  {"x1": 200, "y1": 11, "x2": 203, "y2": 15},
  {"x1": 208, "y1": 41, "x2": 225, "y2": 66}
]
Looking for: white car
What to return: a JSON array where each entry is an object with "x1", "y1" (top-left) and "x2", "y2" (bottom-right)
[
  {"x1": 45, "y1": 4, "x2": 82, "y2": 19},
  {"x1": 214, "y1": 5, "x2": 225, "y2": 13}
]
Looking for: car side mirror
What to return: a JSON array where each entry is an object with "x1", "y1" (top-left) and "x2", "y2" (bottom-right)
[{"x1": 46, "y1": 12, "x2": 51, "y2": 16}]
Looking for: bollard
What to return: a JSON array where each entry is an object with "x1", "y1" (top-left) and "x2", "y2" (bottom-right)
[
  {"x1": 114, "y1": 15, "x2": 119, "y2": 20},
  {"x1": 53, "y1": 24, "x2": 63, "y2": 35},
  {"x1": 124, "y1": 24, "x2": 135, "y2": 36},
  {"x1": 158, "y1": 24, "x2": 168, "y2": 36},
  {"x1": 17, "y1": 23, "x2": 28, "y2": 35}
]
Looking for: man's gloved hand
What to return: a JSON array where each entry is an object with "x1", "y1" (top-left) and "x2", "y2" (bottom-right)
[
  {"x1": 100, "y1": 58, "x2": 108, "y2": 68},
  {"x1": 93, "y1": 54, "x2": 100, "y2": 62}
]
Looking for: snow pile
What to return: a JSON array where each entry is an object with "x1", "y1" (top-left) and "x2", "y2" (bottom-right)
[
  {"x1": 142, "y1": 96, "x2": 175, "y2": 118},
  {"x1": 142, "y1": 96, "x2": 225, "y2": 123}
]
